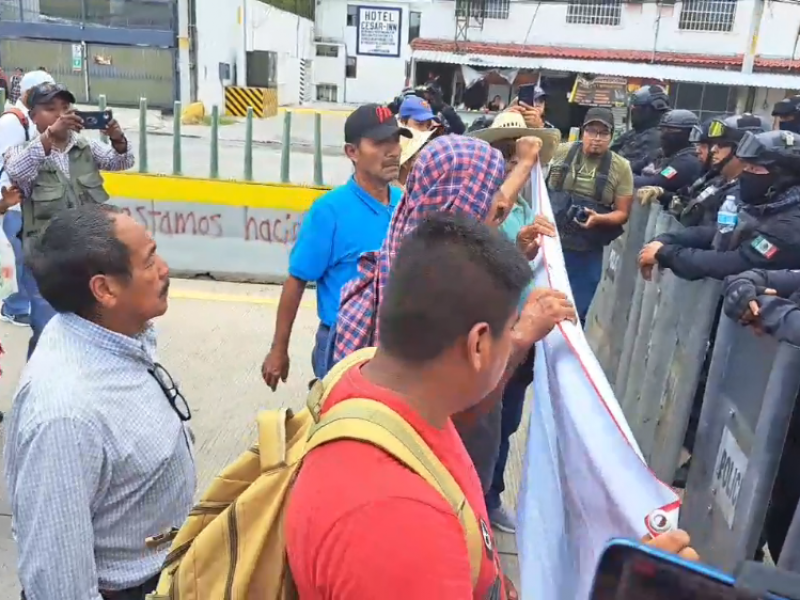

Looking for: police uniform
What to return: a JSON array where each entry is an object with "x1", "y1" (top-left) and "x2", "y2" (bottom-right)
[
  {"x1": 634, "y1": 146, "x2": 702, "y2": 192},
  {"x1": 653, "y1": 130, "x2": 800, "y2": 281},
  {"x1": 611, "y1": 85, "x2": 671, "y2": 173},
  {"x1": 723, "y1": 268, "x2": 800, "y2": 561}
]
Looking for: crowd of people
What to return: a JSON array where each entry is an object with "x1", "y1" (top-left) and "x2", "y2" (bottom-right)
[{"x1": 2, "y1": 71, "x2": 800, "y2": 598}]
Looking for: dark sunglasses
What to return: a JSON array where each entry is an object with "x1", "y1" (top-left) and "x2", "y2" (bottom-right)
[{"x1": 149, "y1": 362, "x2": 191, "y2": 422}]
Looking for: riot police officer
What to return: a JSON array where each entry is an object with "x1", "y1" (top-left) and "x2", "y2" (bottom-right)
[
  {"x1": 644, "y1": 114, "x2": 771, "y2": 226},
  {"x1": 638, "y1": 130, "x2": 800, "y2": 282},
  {"x1": 633, "y1": 109, "x2": 702, "y2": 192},
  {"x1": 772, "y1": 95, "x2": 800, "y2": 134},
  {"x1": 611, "y1": 85, "x2": 671, "y2": 173}
]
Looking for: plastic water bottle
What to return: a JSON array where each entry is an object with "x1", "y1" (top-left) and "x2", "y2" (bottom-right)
[{"x1": 717, "y1": 195, "x2": 738, "y2": 234}]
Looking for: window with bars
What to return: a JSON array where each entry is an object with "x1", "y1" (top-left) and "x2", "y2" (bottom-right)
[
  {"x1": 668, "y1": 82, "x2": 737, "y2": 123},
  {"x1": 455, "y1": 0, "x2": 510, "y2": 20},
  {"x1": 317, "y1": 84, "x2": 338, "y2": 102},
  {"x1": 566, "y1": 0, "x2": 622, "y2": 26},
  {"x1": 679, "y1": 0, "x2": 737, "y2": 32}
]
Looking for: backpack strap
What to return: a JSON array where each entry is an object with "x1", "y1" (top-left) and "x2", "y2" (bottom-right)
[
  {"x1": 306, "y1": 399, "x2": 484, "y2": 589},
  {"x1": 306, "y1": 347, "x2": 377, "y2": 421},
  {"x1": 2, "y1": 108, "x2": 30, "y2": 141},
  {"x1": 593, "y1": 151, "x2": 613, "y2": 203},
  {"x1": 552, "y1": 142, "x2": 583, "y2": 193}
]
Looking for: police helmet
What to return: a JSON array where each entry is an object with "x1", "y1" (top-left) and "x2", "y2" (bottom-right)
[
  {"x1": 736, "y1": 130, "x2": 800, "y2": 171},
  {"x1": 708, "y1": 113, "x2": 771, "y2": 146},
  {"x1": 467, "y1": 114, "x2": 495, "y2": 133},
  {"x1": 659, "y1": 109, "x2": 700, "y2": 130},
  {"x1": 689, "y1": 118, "x2": 716, "y2": 144},
  {"x1": 771, "y1": 95, "x2": 800, "y2": 118},
  {"x1": 629, "y1": 85, "x2": 671, "y2": 112}
]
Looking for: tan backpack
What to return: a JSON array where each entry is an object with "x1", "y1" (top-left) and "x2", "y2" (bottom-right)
[{"x1": 146, "y1": 347, "x2": 483, "y2": 599}]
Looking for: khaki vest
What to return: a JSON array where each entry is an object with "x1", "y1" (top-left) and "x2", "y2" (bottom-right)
[{"x1": 22, "y1": 137, "x2": 110, "y2": 242}]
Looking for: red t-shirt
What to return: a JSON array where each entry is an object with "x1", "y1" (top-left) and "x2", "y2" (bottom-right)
[{"x1": 285, "y1": 363, "x2": 505, "y2": 599}]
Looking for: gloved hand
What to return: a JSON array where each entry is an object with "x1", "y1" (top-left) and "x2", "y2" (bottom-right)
[
  {"x1": 637, "y1": 186, "x2": 665, "y2": 205},
  {"x1": 723, "y1": 270, "x2": 772, "y2": 322}
]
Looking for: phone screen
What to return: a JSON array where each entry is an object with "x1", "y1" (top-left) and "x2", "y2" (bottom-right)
[
  {"x1": 517, "y1": 84, "x2": 537, "y2": 107},
  {"x1": 75, "y1": 110, "x2": 112, "y2": 130},
  {"x1": 591, "y1": 540, "x2": 779, "y2": 600}
]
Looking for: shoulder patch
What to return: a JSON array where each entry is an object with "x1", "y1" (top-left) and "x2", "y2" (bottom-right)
[
  {"x1": 660, "y1": 166, "x2": 678, "y2": 179},
  {"x1": 751, "y1": 235, "x2": 779, "y2": 259}
]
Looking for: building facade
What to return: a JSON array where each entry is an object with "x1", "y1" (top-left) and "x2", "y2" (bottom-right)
[
  {"x1": 0, "y1": 0, "x2": 177, "y2": 108},
  {"x1": 313, "y1": 0, "x2": 800, "y2": 125},
  {"x1": 187, "y1": 0, "x2": 314, "y2": 111}
]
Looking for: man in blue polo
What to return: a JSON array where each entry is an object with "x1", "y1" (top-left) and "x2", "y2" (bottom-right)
[{"x1": 261, "y1": 104, "x2": 409, "y2": 390}]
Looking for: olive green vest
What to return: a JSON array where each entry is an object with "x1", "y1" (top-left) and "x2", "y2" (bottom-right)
[{"x1": 21, "y1": 137, "x2": 110, "y2": 243}]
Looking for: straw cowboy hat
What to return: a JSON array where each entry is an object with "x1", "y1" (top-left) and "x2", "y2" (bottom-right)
[
  {"x1": 400, "y1": 127, "x2": 436, "y2": 166},
  {"x1": 469, "y1": 110, "x2": 561, "y2": 165}
]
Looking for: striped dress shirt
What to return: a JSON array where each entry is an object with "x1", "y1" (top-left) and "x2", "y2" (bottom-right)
[{"x1": 4, "y1": 313, "x2": 196, "y2": 600}]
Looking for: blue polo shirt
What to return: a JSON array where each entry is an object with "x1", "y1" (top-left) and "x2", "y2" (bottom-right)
[{"x1": 289, "y1": 178, "x2": 401, "y2": 327}]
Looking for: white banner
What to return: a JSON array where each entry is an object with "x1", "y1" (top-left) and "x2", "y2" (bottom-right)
[
  {"x1": 356, "y1": 6, "x2": 402, "y2": 57},
  {"x1": 517, "y1": 164, "x2": 681, "y2": 599}
]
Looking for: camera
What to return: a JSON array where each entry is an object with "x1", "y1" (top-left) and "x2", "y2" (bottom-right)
[{"x1": 567, "y1": 205, "x2": 590, "y2": 224}]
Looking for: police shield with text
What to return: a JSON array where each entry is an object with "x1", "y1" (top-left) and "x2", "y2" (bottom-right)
[{"x1": 611, "y1": 84, "x2": 671, "y2": 173}]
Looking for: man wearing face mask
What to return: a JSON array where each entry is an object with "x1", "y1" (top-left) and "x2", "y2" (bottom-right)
[
  {"x1": 611, "y1": 85, "x2": 671, "y2": 174},
  {"x1": 772, "y1": 95, "x2": 800, "y2": 134},
  {"x1": 633, "y1": 109, "x2": 702, "y2": 192},
  {"x1": 638, "y1": 130, "x2": 800, "y2": 282},
  {"x1": 641, "y1": 114, "x2": 770, "y2": 227}
]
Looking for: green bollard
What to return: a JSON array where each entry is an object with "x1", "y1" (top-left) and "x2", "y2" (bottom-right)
[
  {"x1": 210, "y1": 105, "x2": 219, "y2": 179},
  {"x1": 244, "y1": 107, "x2": 254, "y2": 181},
  {"x1": 98, "y1": 95, "x2": 108, "y2": 144},
  {"x1": 280, "y1": 110, "x2": 292, "y2": 184},
  {"x1": 138, "y1": 97, "x2": 148, "y2": 173},
  {"x1": 313, "y1": 111, "x2": 323, "y2": 186},
  {"x1": 173, "y1": 100, "x2": 182, "y2": 176}
]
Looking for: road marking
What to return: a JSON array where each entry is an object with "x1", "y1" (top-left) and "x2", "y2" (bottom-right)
[
  {"x1": 170, "y1": 289, "x2": 316, "y2": 308},
  {"x1": 278, "y1": 107, "x2": 352, "y2": 116}
]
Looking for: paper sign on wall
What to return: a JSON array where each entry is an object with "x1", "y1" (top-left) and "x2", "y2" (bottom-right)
[{"x1": 356, "y1": 6, "x2": 402, "y2": 57}]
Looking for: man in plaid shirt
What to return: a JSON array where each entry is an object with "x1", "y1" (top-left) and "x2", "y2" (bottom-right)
[{"x1": 9, "y1": 68, "x2": 23, "y2": 105}]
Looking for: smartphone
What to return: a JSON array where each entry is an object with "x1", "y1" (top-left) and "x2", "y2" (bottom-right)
[
  {"x1": 74, "y1": 109, "x2": 112, "y2": 130},
  {"x1": 517, "y1": 83, "x2": 539, "y2": 107},
  {"x1": 590, "y1": 538, "x2": 787, "y2": 599}
]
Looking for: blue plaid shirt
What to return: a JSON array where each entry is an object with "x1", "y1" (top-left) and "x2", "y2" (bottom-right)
[{"x1": 4, "y1": 313, "x2": 196, "y2": 599}]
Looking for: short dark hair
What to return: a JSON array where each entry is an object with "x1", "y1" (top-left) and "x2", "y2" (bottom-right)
[
  {"x1": 26, "y1": 205, "x2": 132, "y2": 317},
  {"x1": 378, "y1": 213, "x2": 532, "y2": 363}
]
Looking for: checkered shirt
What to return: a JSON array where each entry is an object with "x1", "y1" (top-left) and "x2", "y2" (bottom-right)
[{"x1": 333, "y1": 134, "x2": 505, "y2": 363}]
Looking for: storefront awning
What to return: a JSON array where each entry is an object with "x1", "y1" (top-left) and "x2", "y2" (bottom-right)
[{"x1": 412, "y1": 49, "x2": 800, "y2": 90}]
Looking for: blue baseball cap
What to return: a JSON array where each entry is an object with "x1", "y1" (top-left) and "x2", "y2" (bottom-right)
[{"x1": 399, "y1": 96, "x2": 438, "y2": 122}]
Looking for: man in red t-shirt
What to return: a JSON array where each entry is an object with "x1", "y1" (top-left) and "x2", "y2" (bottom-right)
[{"x1": 286, "y1": 213, "x2": 575, "y2": 599}]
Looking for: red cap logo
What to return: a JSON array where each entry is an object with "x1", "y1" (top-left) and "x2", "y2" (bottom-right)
[{"x1": 376, "y1": 106, "x2": 392, "y2": 123}]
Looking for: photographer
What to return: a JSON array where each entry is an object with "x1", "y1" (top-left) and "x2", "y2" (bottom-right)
[
  {"x1": 3, "y1": 82, "x2": 134, "y2": 357},
  {"x1": 547, "y1": 107, "x2": 634, "y2": 323}
]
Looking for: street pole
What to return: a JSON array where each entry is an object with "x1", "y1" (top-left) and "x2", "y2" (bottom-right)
[{"x1": 742, "y1": 0, "x2": 765, "y2": 74}]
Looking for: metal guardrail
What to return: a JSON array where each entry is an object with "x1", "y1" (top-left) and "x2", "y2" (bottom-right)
[{"x1": 0, "y1": 88, "x2": 327, "y2": 186}]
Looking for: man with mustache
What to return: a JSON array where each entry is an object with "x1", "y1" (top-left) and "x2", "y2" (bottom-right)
[
  {"x1": 5, "y1": 204, "x2": 195, "y2": 600},
  {"x1": 262, "y1": 104, "x2": 410, "y2": 389}
]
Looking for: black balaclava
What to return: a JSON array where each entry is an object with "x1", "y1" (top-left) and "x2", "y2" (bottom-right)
[
  {"x1": 660, "y1": 129, "x2": 691, "y2": 157},
  {"x1": 779, "y1": 117, "x2": 800, "y2": 134},
  {"x1": 630, "y1": 105, "x2": 663, "y2": 132},
  {"x1": 739, "y1": 170, "x2": 780, "y2": 205}
]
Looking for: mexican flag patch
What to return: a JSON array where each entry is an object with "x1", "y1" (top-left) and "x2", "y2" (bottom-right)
[
  {"x1": 751, "y1": 235, "x2": 779, "y2": 259},
  {"x1": 660, "y1": 166, "x2": 677, "y2": 179}
]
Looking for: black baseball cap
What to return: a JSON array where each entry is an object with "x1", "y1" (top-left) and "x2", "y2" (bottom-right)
[
  {"x1": 772, "y1": 95, "x2": 800, "y2": 117},
  {"x1": 583, "y1": 107, "x2": 614, "y2": 130},
  {"x1": 345, "y1": 103, "x2": 412, "y2": 144},
  {"x1": 26, "y1": 82, "x2": 76, "y2": 110}
]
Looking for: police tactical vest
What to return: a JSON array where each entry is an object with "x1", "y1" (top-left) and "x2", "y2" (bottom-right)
[{"x1": 22, "y1": 137, "x2": 110, "y2": 242}]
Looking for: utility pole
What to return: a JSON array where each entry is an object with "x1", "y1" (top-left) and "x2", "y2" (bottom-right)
[{"x1": 742, "y1": 0, "x2": 765, "y2": 74}]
